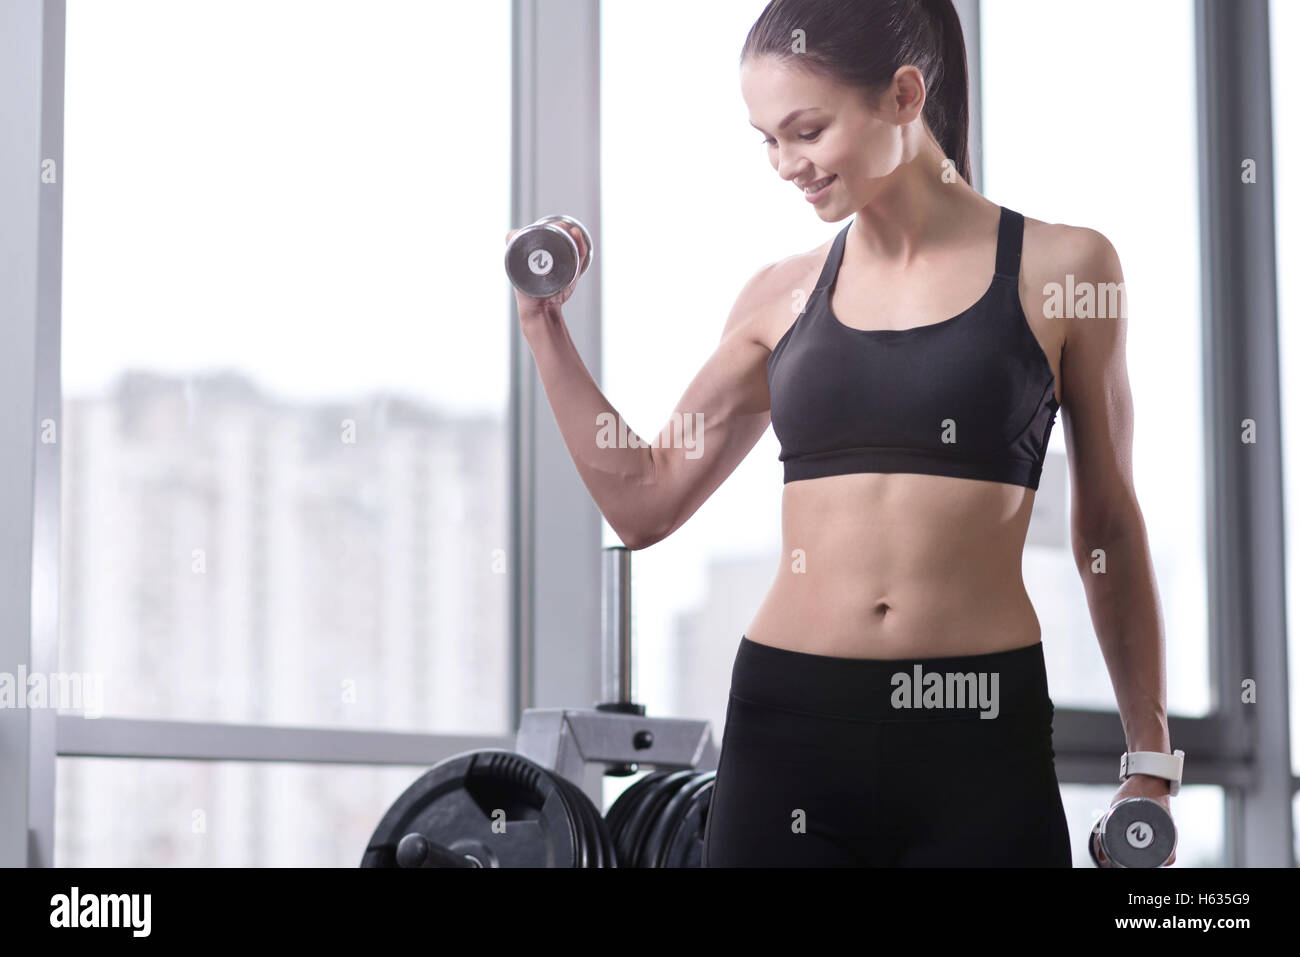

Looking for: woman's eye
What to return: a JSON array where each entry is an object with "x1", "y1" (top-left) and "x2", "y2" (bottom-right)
[{"x1": 763, "y1": 129, "x2": 823, "y2": 146}]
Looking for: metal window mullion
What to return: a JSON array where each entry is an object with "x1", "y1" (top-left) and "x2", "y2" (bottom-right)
[
  {"x1": 1195, "y1": 0, "x2": 1291, "y2": 867},
  {"x1": 0, "y1": 0, "x2": 65, "y2": 869},
  {"x1": 510, "y1": 0, "x2": 604, "y2": 802},
  {"x1": 955, "y1": 0, "x2": 983, "y2": 194}
]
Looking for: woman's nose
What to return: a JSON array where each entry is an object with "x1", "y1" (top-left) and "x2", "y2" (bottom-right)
[{"x1": 775, "y1": 150, "x2": 809, "y2": 182}]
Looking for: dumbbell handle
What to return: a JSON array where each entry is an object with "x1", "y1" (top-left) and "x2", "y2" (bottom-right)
[{"x1": 395, "y1": 832, "x2": 480, "y2": 868}]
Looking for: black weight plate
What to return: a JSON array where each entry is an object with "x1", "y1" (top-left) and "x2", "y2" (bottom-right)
[
  {"x1": 605, "y1": 770, "x2": 671, "y2": 850},
  {"x1": 627, "y1": 770, "x2": 699, "y2": 868},
  {"x1": 572, "y1": 779, "x2": 614, "y2": 869},
  {"x1": 593, "y1": 801, "x2": 618, "y2": 868},
  {"x1": 546, "y1": 772, "x2": 589, "y2": 868},
  {"x1": 639, "y1": 771, "x2": 705, "y2": 868},
  {"x1": 635, "y1": 771, "x2": 704, "y2": 868},
  {"x1": 641, "y1": 771, "x2": 709, "y2": 868},
  {"x1": 610, "y1": 771, "x2": 679, "y2": 867},
  {"x1": 550, "y1": 773, "x2": 599, "y2": 868},
  {"x1": 360, "y1": 749, "x2": 581, "y2": 868},
  {"x1": 572, "y1": 775, "x2": 618, "y2": 869},
  {"x1": 655, "y1": 773, "x2": 715, "y2": 868}
]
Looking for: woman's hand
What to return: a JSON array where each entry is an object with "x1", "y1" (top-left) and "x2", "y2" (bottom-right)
[
  {"x1": 505, "y1": 223, "x2": 591, "y2": 320},
  {"x1": 1105, "y1": 773, "x2": 1177, "y2": 865}
]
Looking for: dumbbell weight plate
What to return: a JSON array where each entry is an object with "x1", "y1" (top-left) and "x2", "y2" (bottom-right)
[
  {"x1": 532, "y1": 215, "x2": 592, "y2": 277},
  {"x1": 1094, "y1": 797, "x2": 1177, "y2": 868},
  {"x1": 638, "y1": 771, "x2": 704, "y2": 868},
  {"x1": 547, "y1": 772, "x2": 593, "y2": 868},
  {"x1": 605, "y1": 770, "x2": 671, "y2": 851},
  {"x1": 1088, "y1": 830, "x2": 1104, "y2": 866},
  {"x1": 670, "y1": 776, "x2": 715, "y2": 868},
  {"x1": 647, "y1": 772, "x2": 716, "y2": 868},
  {"x1": 360, "y1": 749, "x2": 583, "y2": 868},
  {"x1": 550, "y1": 772, "x2": 612, "y2": 868},
  {"x1": 610, "y1": 771, "x2": 681, "y2": 867},
  {"x1": 504, "y1": 223, "x2": 583, "y2": 300},
  {"x1": 584, "y1": 779, "x2": 618, "y2": 868},
  {"x1": 626, "y1": 770, "x2": 700, "y2": 868}
]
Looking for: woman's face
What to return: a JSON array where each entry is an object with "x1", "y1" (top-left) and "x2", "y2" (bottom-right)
[{"x1": 740, "y1": 55, "x2": 909, "y2": 219}]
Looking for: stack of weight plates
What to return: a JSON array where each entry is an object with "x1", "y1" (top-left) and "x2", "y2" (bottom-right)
[{"x1": 603, "y1": 769, "x2": 716, "y2": 868}]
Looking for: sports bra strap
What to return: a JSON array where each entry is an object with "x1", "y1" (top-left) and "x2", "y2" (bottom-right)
[
  {"x1": 994, "y1": 206, "x2": 1024, "y2": 282},
  {"x1": 813, "y1": 222, "x2": 852, "y2": 292}
]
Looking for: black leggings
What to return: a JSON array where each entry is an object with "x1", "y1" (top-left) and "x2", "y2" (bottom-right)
[{"x1": 701, "y1": 635, "x2": 1072, "y2": 867}]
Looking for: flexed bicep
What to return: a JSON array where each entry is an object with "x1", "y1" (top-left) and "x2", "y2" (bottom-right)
[{"x1": 636, "y1": 266, "x2": 782, "y2": 548}]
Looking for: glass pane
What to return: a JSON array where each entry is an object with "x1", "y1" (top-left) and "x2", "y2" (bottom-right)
[
  {"x1": 1060, "y1": 783, "x2": 1224, "y2": 867},
  {"x1": 982, "y1": 0, "x2": 1209, "y2": 715},
  {"x1": 55, "y1": 756, "x2": 428, "y2": 866},
  {"x1": 600, "y1": 0, "x2": 821, "y2": 734},
  {"x1": 1272, "y1": 0, "x2": 1300, "y2": 775},
  {"x1": 59, "y1": 0, "x2": 513, "y2": 734}
]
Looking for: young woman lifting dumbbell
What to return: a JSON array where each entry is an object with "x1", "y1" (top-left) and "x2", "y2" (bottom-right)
[{"x1": 506, "y1": 0, "x2": 1181, "y2": 867}]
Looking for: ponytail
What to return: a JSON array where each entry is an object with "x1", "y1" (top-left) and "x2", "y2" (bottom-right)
[{"x1": 918, "y1": 0, "x2": 972, "y2": 185}]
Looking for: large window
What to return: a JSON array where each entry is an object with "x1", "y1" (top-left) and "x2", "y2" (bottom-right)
[
  {"x1": 58, "y1": 0, "x2": 512, "y2": 865},
  {"x1": 982, "y1": 0, "x2": 1210, "y2": 717}
]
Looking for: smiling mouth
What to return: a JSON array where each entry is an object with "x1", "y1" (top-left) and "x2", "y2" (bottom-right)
[{"x1": 802, "y1": 175, "x2": 835, "y2": 194}]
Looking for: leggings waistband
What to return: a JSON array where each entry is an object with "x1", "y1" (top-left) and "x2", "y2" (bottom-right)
[{"x1": 731, "y1": 635, "x2": 1052, "y2": 722}]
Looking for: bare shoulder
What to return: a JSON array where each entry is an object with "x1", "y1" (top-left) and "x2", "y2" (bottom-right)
[
  {"x1": 728, "y1": 238, "x2": 834, "y2": 353},
  {"x1": 1021, "y1": 216, "x2": 1121, "y2": 278},
  {"x1": 1019, "y1": 215, "x2": 1126, "y2": 347}
]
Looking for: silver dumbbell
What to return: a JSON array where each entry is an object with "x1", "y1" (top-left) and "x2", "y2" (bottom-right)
[
  {"x1": 1088, "y1": 797, "x2": 1177, "y2": 868},
  {"x1": 503, "y1": 214, "x2": 593, "y2": 299}
]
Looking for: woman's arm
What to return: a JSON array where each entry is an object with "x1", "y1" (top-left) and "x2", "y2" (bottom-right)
[
  {"x1": 520, "y1": 304, "x2": 658, "y2": 548},
  {"x1": 515, "y1": 229, "x2": 777, "y2": 549},
  {"x1": 1055, "y1": 227, "x2": 1173, "y2": 769}
]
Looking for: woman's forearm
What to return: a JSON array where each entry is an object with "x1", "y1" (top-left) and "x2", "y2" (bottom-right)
[
  {"x1": 521, "y1": 307, "x2": 664, "y2": 547},
  {"x1": 1074, "y1": 509, "x2": 1172, "y2": 755}
]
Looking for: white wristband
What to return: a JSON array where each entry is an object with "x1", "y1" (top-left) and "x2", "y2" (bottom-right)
[{"x1": 1120, "y1": 749, "x2": 1185, "y2": 796}]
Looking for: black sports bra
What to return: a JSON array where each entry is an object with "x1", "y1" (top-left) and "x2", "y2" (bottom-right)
[{"x1": 766, "y1": 206, "x2": 1059, "y2": 490}]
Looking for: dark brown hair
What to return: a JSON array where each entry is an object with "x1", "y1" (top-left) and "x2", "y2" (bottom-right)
[{"x1": 741, "y1": 0, "x2": 972, "y2": 185}]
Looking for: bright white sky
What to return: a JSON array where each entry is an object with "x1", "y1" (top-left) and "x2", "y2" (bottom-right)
[{"x1": 63, "y1": 0, "x2": 513, "y2": 411}]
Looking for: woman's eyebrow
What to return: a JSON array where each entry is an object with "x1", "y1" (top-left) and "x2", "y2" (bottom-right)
[{"x1": 749, "y1": 107, "x2": 823, "y2": 133}]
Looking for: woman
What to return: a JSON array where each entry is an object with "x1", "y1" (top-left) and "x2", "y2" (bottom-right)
[{"x1": 508, "y1": 0, "x2": 1179, "y2": 867}]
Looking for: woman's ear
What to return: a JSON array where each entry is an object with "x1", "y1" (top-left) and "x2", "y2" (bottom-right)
[{"x1": 888, "y1": 65, "x2": 927, "y2": 125}]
